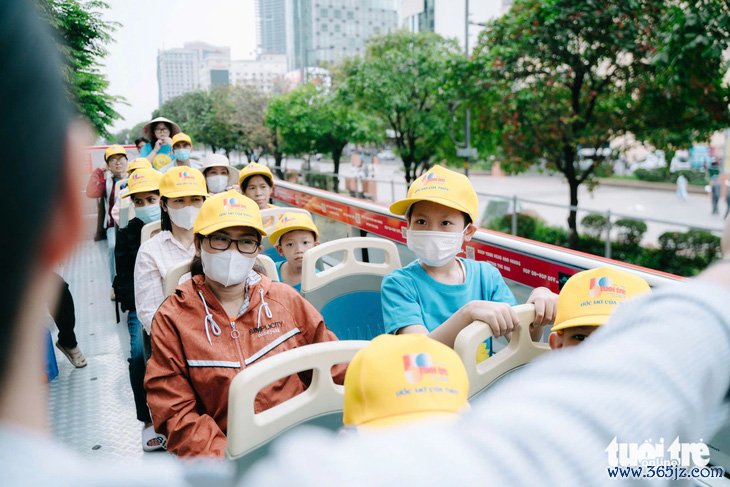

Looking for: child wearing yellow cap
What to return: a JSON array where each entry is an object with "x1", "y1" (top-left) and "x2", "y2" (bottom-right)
[
  {"x1": 159, "y1": 132, "x2": 202, "y2": 173},
  {"x1": 549, "y1": 267, "x2": 651, "y2": 349},
  {"x1": 239, "y1": 162, "x2": 277, "y2": 212},
  {"x1": 145, "y1": 190, "x2": 345, "y2": 458},
  {"x1": 268, "y1": 212, "x2": 320, "y2": 291},
  {"x1": 382, "y1": 165, "x2": 558, "y2": 348},
  {"x1": 112, "y1": 167, "x2": 166, "y2": 452},
  {"x1": 343, "y1": 334, "x2": 469, "y2": 429}
]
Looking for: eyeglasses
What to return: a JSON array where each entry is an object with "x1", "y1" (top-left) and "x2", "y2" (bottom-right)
[{"x1": 206, "y1": 234, "x2": 260, "y2": 254}]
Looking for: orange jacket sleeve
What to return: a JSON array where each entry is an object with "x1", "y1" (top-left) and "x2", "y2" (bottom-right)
[{"x1": 144, "y1": 309, "x2": 227, "y2": 458}]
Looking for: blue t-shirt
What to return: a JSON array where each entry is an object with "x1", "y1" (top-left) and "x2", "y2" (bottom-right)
[
  {"x1": 139, "y1": 142, "x2": 175, "y2": 162},
  {"x1": 381, "y1": 258, "x2": 517, "y2": 334},
  {"x1": 276, "y1": 260, "x2": 301, "y2": 292}
]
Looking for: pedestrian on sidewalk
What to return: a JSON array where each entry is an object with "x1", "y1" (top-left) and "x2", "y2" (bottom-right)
[{"x1": 676, "y1": 174, "x2": 688, "y2": 201}]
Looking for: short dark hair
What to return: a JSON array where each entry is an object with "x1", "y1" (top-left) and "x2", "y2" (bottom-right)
[
  {"x1": 1, "y1": 0, "x2": 73, "y2": 384},
  {"x1": 240, "y1": 174, "x2": 273, "y2": 191},
  {"x1": 134, "y1": 137, "x2": 149, "y2": 147}
]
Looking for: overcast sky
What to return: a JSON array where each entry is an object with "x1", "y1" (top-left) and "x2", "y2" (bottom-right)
[{"x1": 101, "y1": 0, "x2": 258, "y2": 133}]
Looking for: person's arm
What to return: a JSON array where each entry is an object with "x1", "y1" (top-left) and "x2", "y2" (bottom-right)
[
  {"x1": 133, "y1": 244, "x2": 164, "y2": 334},
  {"x1": 144, "y1": 311, "x2": 226, "y2": 458},
  {"x1": 242, "y1": 268, "x2": 730, "y2": 486}
]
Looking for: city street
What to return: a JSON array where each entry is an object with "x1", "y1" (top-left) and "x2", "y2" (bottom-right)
[{"x1": 277, "y1": 158, "x2": 726, "y2": 247}]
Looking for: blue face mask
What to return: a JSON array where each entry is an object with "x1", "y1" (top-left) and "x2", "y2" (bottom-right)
[
  {"x1": 135, "y1": 204, "x2": 161, "y2": 225},
  {"x1": 174, "y1": 148, "x2": 191, "y2": 161}
]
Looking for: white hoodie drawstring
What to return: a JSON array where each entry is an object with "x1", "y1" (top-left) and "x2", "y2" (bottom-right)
[
  {"x1": 198, "y1": 291, "x2": 221, "y2": 345},
  {"x1": 256, "y1": 288, "x2": 273, "y2": 328}
]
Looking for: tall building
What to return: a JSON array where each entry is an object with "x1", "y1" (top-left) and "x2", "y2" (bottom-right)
[
  {"x1": 157, "y1": 42, "x2": 231, "y2": 105},
  {"x1": 231, "y1": 54, "x2": 288, "y2": 93},
  {"x1": 285, "y1": 0, "x2": 398, "y2": 71},
  {"x1": 399, "y1": 0, "x2": 501, "y2": 53},
  {"x1": 256, "y1": 0, "x2": 287, "y2": 55}
]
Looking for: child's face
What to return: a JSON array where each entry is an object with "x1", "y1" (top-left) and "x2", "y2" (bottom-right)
[
  {"x1": 276, "y1": 230, "x2": 318, "y2": 269},
  {"x1": 243, "y1": 175, "x2": 273, "y2": 209},
  {"x1": 548, "y1": 326, "x2": 600, "y2": 349},
  {"x1": 408, "y1": 201, "x2": 474, "y2": 237},
  {"x1": 131, "y1": 191, "x2": 159, "y2": 209},
  {"x1": 107, "y1": 154, "x2": 128, "y2": 177}
]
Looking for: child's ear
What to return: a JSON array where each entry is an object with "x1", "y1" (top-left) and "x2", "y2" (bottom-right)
[
  {"x1": 464, "y1": 223, "x2": 478, "y2": 241},
  {"x1": 314, "y1": 240, "x2": 320, "y2": 246},
  {"x1": 275, "y1": 243, "x2": 284, "y2": 256},
  {"x1": 548, "y1": 332, "x2": 562, "y2": 350}
]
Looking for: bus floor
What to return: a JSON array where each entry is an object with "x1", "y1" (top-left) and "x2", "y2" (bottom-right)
[{"x1": 49, "y1": 239, "x2": 161, "y2": 460}]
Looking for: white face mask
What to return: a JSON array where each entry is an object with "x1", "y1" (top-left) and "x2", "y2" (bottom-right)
[
  {"x1": 206, "y1": 175, "x2": 228, "y2": 194},
  {"x1": 406, "y1": 229, "x2": 466, "y2": 268},
  {"x1": 167, "y1": 205, "x2": 200, "y2": 230},
  {"x1": 201, "y1": 248, "x2": 256, "y2": 287}
]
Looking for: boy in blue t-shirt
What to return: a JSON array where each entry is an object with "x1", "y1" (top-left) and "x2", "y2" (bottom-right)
[
  {"x1": 268, "y1": 212, "x2": 320, "y2": 292},
  {"x1": 381, "y1": 165, "x2": 558, "y2": 347}
]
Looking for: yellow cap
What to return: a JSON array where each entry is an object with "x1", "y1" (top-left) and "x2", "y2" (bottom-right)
[
  {"x1": 552, "y1": 267, "x2": 652, "y2": 332},
  {"x1": 152, "y1": 154, "x2": 171, "y2": 170},
  {"x1": 193, "y1": 190, "x2": 266, "y2": 236},
  {"x1": 389, "y1": 165, "x2": 479, "y2": 223},
  {"x1": 104, "y1": 145, "x2": 127, "y2": 162},
  {"x1": 238, "y1": 162, "x2": 274, "y2": 186},
  {"x1": 123, "y1": 168, "x2": 162, "y2": 198},
  {"x1": 127, "y1": 157, "x2": 152, "y2": 172},
  {"x1": 343, "y1": 334, "x2": 468, "y2": 428},
  {"x1": 159, "y1": 166, "x2": 208, "y2": 199},
  {"x1": 268, "y1": 212, "x2": 319, "y2": 245},
  {"x1": 171, "y1": 132, "x2": 192, "y2": 147}
]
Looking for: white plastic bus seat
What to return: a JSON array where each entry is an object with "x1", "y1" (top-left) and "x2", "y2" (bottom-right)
[
  {"x1": 140, "y1": 220, "x2": 162, "y2": 243},
  {"x1": 163, "y1": 260, "x2": 192, "y2": 298},
  {"x1": 226, "y1": 340, "x2": 368, "y2": 461},
  {"x1": 163, "y1": 255, "x2": 280, "y2": 298},
  {"x1": 454, "y1": 303, "x2": 550, "y2": 398},
  {"x1": 301, "y1": 237, "x2": 401, "y2": 341},
  {"x1": 255, "y1": 254, "x2": 279, "y2": 282},
  {"x1": 259, "y1": 207, "x2": 312, "y2": 265}
]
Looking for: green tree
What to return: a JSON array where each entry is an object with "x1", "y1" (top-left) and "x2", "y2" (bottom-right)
[
  {"x1": 343, "y1": 31, "x2": 461, "y2": 184},
  {"x1": 472, "y1": 0, "x2": 730, "y2": 247},
  {"x1": 113, "y1": 120, "x2": 146, "y2": 145},
  {"x1": 40, "y1": 0, "x2": 122, "y2": 137},
  {"x1": 228, "y1": 85, "x2": 272, "y2": 163}
]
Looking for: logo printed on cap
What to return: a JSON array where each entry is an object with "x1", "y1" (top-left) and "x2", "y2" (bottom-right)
[
  {"x1": 179, "y1": 171, "x2": 195, "y2": 180},
  {"x1": 132, "y1": 172, "x2": 144, "y2": 180},
  {"x1": 422, "y1": 172, "x2": 446, "y2": 185},
  {"x1": 223, "y1": 197, "x2": 245, "y2": 209},
  {"x1": 403, "y1": 353, "x2": 448, "y2": 384},
  {"x1": 280, "y1": 215, "x2": 295, "y2": 223},
  {"x1": 588, "y1": 276, "x2": 627, "y2": 299}
]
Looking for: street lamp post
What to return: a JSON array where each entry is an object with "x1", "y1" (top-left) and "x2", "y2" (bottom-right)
[{"x1": 463, "y1": 0, "x2": 473, "y2": 177}]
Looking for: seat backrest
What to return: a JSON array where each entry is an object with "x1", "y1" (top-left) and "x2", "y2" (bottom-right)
[
  {"x1": 454, "y1": 303, "x2": 550, "y2": 398},
  {"x1": 300, "y1": 237, "x2": 401, "y2": 340},
  {"x1": 163, "y1": 259, "x2": 192, "y2": 298},
  {"x1": 163, "y1": 255, "x2": 280, "y2": 298},
  {"x1": 140, "y1": 220, "x2": 162, "y2": 244},
  {"x1": 255, "y1": 254, "x2": 279, "y2": 282},
  {"x1": 226, "y1": 340, "x2": 368, "y2": 460}
]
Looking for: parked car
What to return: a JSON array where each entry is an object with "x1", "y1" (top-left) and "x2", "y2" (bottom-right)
[
  {"x1": 577, "y1": 146, "x2": 612, "y2": 171},
  {"x1": 376, "y1": 149, "x2": 397, "y2": 162},
  {"x1": 628, "y1": 150, "x2": 666, "y2": 173},
  {"x1": 669, "y1": 150, "x2": 691, "y2": 173}
]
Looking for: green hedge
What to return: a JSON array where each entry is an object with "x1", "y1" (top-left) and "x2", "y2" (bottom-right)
[{"x1": 487, "y1": 213, "x2": 720, "y2": 277}]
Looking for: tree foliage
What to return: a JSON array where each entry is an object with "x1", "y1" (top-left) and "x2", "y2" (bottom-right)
[
  {"x1": 40, "y1": 0, "x2": 122, "y2": 137},
  {"x1": 343, "y1": 31, "x2": 462, "y2": 184},
  {"x1": 471, "y1": 0, "x2": 730, "y2": 247}
]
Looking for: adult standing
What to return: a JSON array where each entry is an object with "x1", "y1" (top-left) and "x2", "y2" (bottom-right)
[{"x1": 139, "y1": 116, "x2": 180, "y2": 165}]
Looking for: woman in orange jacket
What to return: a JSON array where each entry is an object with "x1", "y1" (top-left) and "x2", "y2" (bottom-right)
[{"x1": 144, "y1": 190, "x2": 344, "y2": 458}]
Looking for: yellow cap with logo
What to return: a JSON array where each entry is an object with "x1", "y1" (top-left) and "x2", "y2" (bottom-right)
[
  {"x1": 238, "y1": 162, "x2": 274, "y2": 186},
  {"x1": 343, "y1": 334, "x2": 469, "y2": 428},
  {"x1": 104, "y1": 144, "x2": 127, "y2": 162},
  {"x1": 171, "y1": 132, "x2": 192, "y2": 147},
  {"x1": 268, "y1": 212, "x2": 319, "y2": 245},
  {"x1": 127, "y1": 157, "x2": 152, "y2": 173},
  {"x1": 159, "y1": 166, "x2": 208, "y2": 199},
  {"x1": 552, "y1": 267, "x2": 652, "y2": 332},
  {"x1": 152, "y1": 154, "x2": 171, "y2": 170},
  {"x1": 123, "y1": 167, "x2": 162, "y2": 198},
  {"x1": 389, "y1": 165, "x2": 479, "y2": 223},
  {"x1": 193, "y1": 190, "x2": 266, "y2": 236}
]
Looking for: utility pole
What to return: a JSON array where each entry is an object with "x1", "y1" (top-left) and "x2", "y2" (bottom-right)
[{"x1": 458, "y1": 0, "x2": 476, "y2": 176}]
